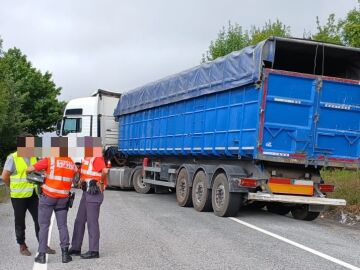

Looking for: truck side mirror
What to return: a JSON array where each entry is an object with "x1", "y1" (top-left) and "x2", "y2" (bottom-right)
[{"x1": 56, "y1": 119, "x2": 62, "y2": 136}]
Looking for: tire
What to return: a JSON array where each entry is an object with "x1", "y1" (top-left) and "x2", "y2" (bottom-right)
[
  {"x1": 176, "y1": 168, "x2": 193, "y2": 207},
  {"x1": 291, "y1": 205, "x2": 320, "y2": 221},
  {"x1": 192, "y1": 171, "x2": 212, "y2": 212},
  {"x1": 211, "y1": 173, "x2": 242, "y2": 217},
  {"x1": 267, "y1": 203, "x2": 291, "y2": 215},
  {"x1": 133, "y1": 168, "x2": 152, "y2": 194}
]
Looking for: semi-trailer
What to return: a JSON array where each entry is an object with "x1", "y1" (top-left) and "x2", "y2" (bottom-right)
[{"x1": 58, "y1": 37, "x2": 360, "y2": 220}]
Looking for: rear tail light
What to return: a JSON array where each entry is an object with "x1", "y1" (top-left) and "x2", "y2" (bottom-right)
[
  {"x1": 143, "y1": 157, "x2": 149, "y2": 168},
  {"x1": 142, "y1": 158, "x2": 149, "y2": 177},
  {"x1": 268, "y1": 177, "x2": 292, "y2": 184},
  {"x1": 239, "y1": 178, "x2": 258, "y2": 187},
  {"x1": 319, "y1": 184, "x2": 334, "y2": 193}
]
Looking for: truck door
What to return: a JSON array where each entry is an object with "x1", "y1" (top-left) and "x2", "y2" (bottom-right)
[{"x1": 313, "y1": 78, "x2": 360, "y2": 161}]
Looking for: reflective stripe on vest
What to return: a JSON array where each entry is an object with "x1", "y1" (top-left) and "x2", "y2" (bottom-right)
[
  {"x1": 9, "y1": 153, "x2": 37, "y2": 198},
  {"x1": 10, "y1": 178, "x2": 29, "y2": 183},
  {"x1": 42, "y1": 157, "x2": 75, "y2": 198},
  {"x1": 45, "y1": 175, "x2": 73, "y2": 182},
  {"x1": 80, "y1": 169, "x2": 102, "y2": 177},
  {"x1": 46, "y1": 158, "x2": 73, "y2": 182},
  {"x1": 42, "y1": 184, "x2": 70, "y2": 195},
  {"x1": 80, "y1": 157, "x2": 102, "y2": 181}
]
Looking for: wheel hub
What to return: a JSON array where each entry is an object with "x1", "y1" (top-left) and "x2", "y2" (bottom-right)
[
  {"x1": 179, "y1": 179, "x2": 186, "y2": 198},
  {"x1": 215, "y1": 184, "x2": 225, "y2": 208},
  {"x1": 195, "y1": 183, "x2": 204, "y2": 203},
  {"x1": 138, "y1": 176, "x2": 146, "y2": 188}
]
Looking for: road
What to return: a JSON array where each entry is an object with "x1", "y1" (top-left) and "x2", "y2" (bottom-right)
[{"x1": 0, "y1": 188, "x2": 359, "y2": 270}]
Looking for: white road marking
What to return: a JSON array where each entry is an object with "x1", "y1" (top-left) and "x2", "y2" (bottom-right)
[
  {"x1": 32, "y1": 213, "x2": 55, "y2": 270},
  {"x1": 229, "y1": 217, "x2": 360, "y2": 270}
]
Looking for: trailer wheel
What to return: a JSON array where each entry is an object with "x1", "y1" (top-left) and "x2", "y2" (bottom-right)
[
  {"x1": 211, "y1": 173, "x2": 241, "y2": 217},
  {"x1": 176, "y1": 168, "x2": 192, "y2": 207},
  {"x1": 133, "y1": 169, "x2": 151, "y2": 194},
  {"x1": 291, "y1": 205, "x2": 320, "y2": 221},
  {"x1": 192, "y1": 171, "x2": 212, "y2": 212},
  {"x1": 267, "y1": 203, "x2": 291, "y2": 215}
]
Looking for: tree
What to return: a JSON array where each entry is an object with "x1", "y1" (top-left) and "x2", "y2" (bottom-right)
[
  {"x1": 311, "y1": 1, "x2": 359, "y2": 48},
  {"x1": 0, "y1": 78, "x2": 30, "y2": 164},
  {"x1": 340, "y1": 1, "x2": 360, "y2": 47},
  {"x1": 249, "y1": 20, "x2": 291, "y2": 45},
  {"x1": 202, "y1": 20, "x2": 291, "y2": 62},
  {"x1": 312, "y1": 14, "x2": 343, "y2": 45},
  {"x1": 0, "y1": 48, "x2": 65, "y2": 135},
  {"x1": 0, "y1": 38, "x2": 65, "y2": 164},
  {"x1": 202, "y1": 22, "x2": 250, "y2": 62}
]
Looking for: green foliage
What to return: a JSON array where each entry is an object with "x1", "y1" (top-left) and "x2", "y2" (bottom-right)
[
  {"x1": 202, "y1": 20, "x2": 290, "y2": 62},
  {"x1": 0, "y1": 184, "x2": 9, "y2": 203},
  {"x1": 0, "y1": 48, "x2": 65, "y2": 135},
  {"x1": 339, "y1": 2, "x2": 360, "y2": 47},
  {"x1": 312, "y1": 14, "x2": 343, "y2": 45},
  {"x1": 204, "y1": 3, "x2": 359, "y2": 63},
  {"x1": 0, "y1": 38, "x2": 65, "y2": 164},
  {"x1": 202, "y1": 22, "x2": 250, "y2": 62},
  {"x1": 312, "y1": 2, "x2": 359, "y2": 48},
  {"x1": 321, "y1": 169, "x2": 360, "y2": 213},
  {"x1": 0, "y1": 77, "x2": 30, "y2": 164},
  {"x1": 249, "y1": 20, "x2": 291, "y2": 45}
]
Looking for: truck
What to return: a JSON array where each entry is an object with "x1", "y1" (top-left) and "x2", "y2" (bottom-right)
[
  {"x1": 57, "y1": 37, "x2": 360, "y2": 220},
  {"x1": 56, "y1": 89, "x2": 120, "y2": 152}
]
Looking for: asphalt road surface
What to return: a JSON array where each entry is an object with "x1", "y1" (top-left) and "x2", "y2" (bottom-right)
[{"x1": 0, "y1": 188, "x2": 359, "y2": 270}]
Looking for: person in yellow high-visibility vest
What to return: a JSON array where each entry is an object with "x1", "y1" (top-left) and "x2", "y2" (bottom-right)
[{"x1": 1, "y1": 151, "x2": 55, "y2": 256}]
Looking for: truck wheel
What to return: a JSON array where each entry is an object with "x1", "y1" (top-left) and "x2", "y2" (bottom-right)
[
  {"x1": 133, "y1": 169, "x2": 151, "y2": 194},
  {"x1": 176, "y1": 168, "x2": 193, "y2": 207},
  {"x1": 192, "y1": 171, "x2": 212, "y2": 212},
  {"x1": 211, "y1": 173, "x2": 241, "y2": 217},
  {"x1": 291, "y1": 205, "x2": 320, "y2": 221},
  {"x1": 267, "y1": 203, "x2": 291, "y2": 215}
]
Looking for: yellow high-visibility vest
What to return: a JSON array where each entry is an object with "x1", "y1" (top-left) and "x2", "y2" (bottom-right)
[{"x1": 9, "y1": 152, "x2": 37, "y2": 198}]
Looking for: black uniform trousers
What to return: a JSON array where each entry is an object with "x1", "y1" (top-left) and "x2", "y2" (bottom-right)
[{"x1": 11, "y1": 191, "x2": 40, "y2": 245}]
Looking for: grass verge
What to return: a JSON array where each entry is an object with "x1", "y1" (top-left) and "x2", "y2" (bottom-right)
[
  {"x1": 0, "y1": 184, "x2": 9, "y2": 203},
  {"x1": 321, "y1": 169, "x2": 360, "y2": 215},
  {"x1": 0, "y1": 167, "x2": 10, "y2": 203}
]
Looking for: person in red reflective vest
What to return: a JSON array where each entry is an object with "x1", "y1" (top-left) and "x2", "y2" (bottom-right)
[
  {"x1": 69, "y1": 156, "x2": 108, "y2": 259},
  {"x1": 27, "y1": 157, "x2": 77, "y2": 264}
]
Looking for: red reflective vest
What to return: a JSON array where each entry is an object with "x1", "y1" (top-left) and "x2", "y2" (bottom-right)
[
  {"x1": 80, "y1": 157, "x2": 102, "y2": 182},
  {"x1": 42, "y1": 157, "x2": 76, "y2": 198}
]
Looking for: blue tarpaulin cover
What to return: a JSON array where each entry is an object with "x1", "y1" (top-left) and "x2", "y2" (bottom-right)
[{"x1": 114, "y1": 39, "x2": 275, "y2": 116}]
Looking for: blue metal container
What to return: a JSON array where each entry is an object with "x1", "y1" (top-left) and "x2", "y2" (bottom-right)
[{"x1": 114, "y1": 37, "x2": 360, "y2": 168}]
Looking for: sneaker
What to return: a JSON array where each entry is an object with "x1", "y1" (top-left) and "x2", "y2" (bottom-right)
[{"x1": 20, "y1": 244, "x2": 31, "y2": 256}]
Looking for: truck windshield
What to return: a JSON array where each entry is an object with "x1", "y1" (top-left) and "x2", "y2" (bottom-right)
[{"x1": 63, "y1": 118, "x2": 82, "y2": 135}]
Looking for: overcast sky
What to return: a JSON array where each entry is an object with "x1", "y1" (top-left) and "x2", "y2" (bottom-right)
[{"x1": 0, "y1": 0, "x2": 358, "y2": 101}]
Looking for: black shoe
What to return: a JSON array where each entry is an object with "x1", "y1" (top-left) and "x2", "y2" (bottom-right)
[
  {"x1": 61, "y1": 247, "x2": 72, "y2": 263},
  {"x1": 68, "y1": 248, "x2": 81, "y2": 256},
  {"x1": 35, "y1": 252, "x2": 46, "y2": 264},
  {"x1": 46, "y1": 246, "x2": 56, "y2": 254},
  {"x1": 80, "y1": 251, "x2": 99, "y2": 259}
]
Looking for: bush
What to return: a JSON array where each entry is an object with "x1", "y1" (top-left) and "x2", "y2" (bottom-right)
[
  {"x1": 321, "y1": 169, "x2": 360, "y2": 214},
  {"x1": 0, "y1": 184, "x2": 9, "y2": 203}
]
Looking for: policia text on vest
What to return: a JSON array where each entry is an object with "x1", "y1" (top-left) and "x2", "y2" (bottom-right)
[{"x1": 27, "y1": 157, "x2": 77, "y2": 264}]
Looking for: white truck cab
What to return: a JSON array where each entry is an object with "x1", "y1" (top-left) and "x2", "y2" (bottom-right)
[{"x1": 56, "y1": 89, "x2": 121, "y2": 156}]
